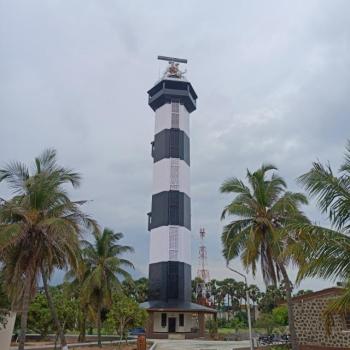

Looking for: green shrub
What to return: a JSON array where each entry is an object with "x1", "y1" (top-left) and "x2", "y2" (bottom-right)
[
  {"x1": 270, "y1": 345, "x2": 291, "y2": 350},
  {"x1": 229, "y1": 317, "x2": 244, "y2": 333},
  {"x1": 272, "y1": 305, "x2": 288, "y2": 326},
  {"x1": 255, "y1": 313, "x2": 276, "y2": 335},
  {"x1": 217, "y1": 318, "x2": 229, "y2": 328},
  {"x1": 235, "y1": 310, "x2": 248, "y2": 327},
  {"x1": 206, "y1": 319, "x2": 218, "y2": 338}
]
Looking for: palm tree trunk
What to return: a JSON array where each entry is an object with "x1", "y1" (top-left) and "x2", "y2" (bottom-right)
[
  {"x1": 78, "y1": 307, "x2": 87, "y2": 342},
  {"x1": 279, "y1": 264, "x2": 298, "y2": 350},
  {"x1": 97, "y1": 296, "x2": 102, "y2": 347},
  {"x1": 18, "y1": 274, "x2": 31, "y2": 350},
  {"x1": 41, "y1": 268, "x2": 68, "y2": 350}
]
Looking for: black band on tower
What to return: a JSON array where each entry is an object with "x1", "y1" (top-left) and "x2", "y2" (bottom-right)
[
  {"x1": 152, "y1": 128, "x2": 190, "y2": 165},
  {"x1": 149, "y1": 261, "x2": 192, "y2": 302},
  {"x1": 148, "y1": 191, "x2": 191, "y2": 230},
  {"x1": 148, "y1": 79, "x2": 197, "y2": 113}
]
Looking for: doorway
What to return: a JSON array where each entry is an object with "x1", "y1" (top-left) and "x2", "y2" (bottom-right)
[{"x1": 168, "y1": 317, "x2": 176, "y2": 333}]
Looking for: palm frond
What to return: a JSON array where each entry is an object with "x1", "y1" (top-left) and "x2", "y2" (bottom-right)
[
  {"x1": 323, "y1": 282, "x2": 350, "y2": 335},
  {"x1": 0, "y1": 162, "x2": 29, "y2": 194},
  {"x1": 299, "y1": 162, "x2": 350, "y2": 229},
  {"x1": 339, "y1": 140, "x2": 350, "y2": 174},
  {"x1": 222, "y1": 220, "x2": 253, "y2": 261}
]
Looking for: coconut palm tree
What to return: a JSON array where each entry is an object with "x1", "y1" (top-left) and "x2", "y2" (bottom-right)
[
  {"x1": 80, "y1": 228, "x2": 134, "y2": 347},
  {"x1": 0, "y1": 149, "x2": 97, "y2": 350},
  {"x1": 295, "y1": 141, "x2": 350, "y2": 329},
  {"x1": 220, "y1": 164, "x2": 309, "y2": 350}
]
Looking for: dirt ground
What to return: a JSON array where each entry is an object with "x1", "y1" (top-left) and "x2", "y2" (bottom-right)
[
  {"x1": 11, "y1": 342, "x2": 150, "y2": 349},
  {"x1": 72, "y1": 347, "x2": 134, "y2": 350}
]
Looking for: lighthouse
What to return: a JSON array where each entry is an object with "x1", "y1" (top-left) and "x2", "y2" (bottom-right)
[{"x1": 141, "y1": 56, "x2": 216, "y2": 339}]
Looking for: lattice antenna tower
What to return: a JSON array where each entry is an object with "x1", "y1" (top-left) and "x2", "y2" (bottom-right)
[
  {"x1": 196, "y1": 228, "x2": 212, "y2": 305},
  {"x1": 197, "y1": 228, "x2": 210, "y2": 283}
]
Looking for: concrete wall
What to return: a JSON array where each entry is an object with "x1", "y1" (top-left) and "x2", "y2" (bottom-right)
[
  {"x1": 293, "y1": 293, "x2": 350, "y2": 349},
  {"x1": 0, "y1": 312, "x2": 16, "y2": 350},
  {"x1": 153, "y1": 312, "x2": 194, "y2": 333}
]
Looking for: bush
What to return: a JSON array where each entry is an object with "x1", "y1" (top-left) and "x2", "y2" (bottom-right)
[
  {"x1": 206, "y1": 319, "x2": 218, "y2": 338},
  {"x1": 272, "y1": 306, "x2": 288, "y2": 326},
  {"x1": 217, "y1": 318, "x2": 229, "y2": 328},
  {"x1": 229, "y1": 317, "x2": 245, "y2": 333},
  {"x1": 235, "y1": 310, "x2": 248, "y2": 327},
  {"x1": 255, "y1": 313, "x2": 276, "y2": 335}
]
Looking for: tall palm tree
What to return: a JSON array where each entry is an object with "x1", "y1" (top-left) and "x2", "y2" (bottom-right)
[
  {"x1": 0, "y1": 149, "x2": 97, "y2": 350},
  {"x1": 80, "y1": 228, "x2": 134, "y2": 347},
  {"x1": 295, "y1": 141, "x2": 350, "y2": 329},
  {"x1": 220, "y1": 164, "x2": 309, "y2": 350}
]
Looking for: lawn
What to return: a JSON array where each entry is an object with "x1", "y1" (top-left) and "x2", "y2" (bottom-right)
[{"x1": 218, "y1": 327, "x2": 265, "y2": 335}]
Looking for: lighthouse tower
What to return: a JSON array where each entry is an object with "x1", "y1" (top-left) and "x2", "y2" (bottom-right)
[{"x1": 142, "y1": 56, "x2": 216, "y2": 339}]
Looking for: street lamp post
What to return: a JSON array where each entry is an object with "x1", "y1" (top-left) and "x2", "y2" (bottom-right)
[{"x1": 227, "y1": 265, "x2": 254, "y2": 350}]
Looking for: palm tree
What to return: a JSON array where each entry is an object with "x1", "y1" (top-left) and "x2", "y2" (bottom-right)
[
  {"x1": 122, "y1": 277, "x2": 149, "y2": 303},
  {"x1": 220, "y1": 164, "x2": 309, "y2": 350},
  {"x1": 208, "y1": 279, "x2": 218, "y2": 307},
  {"x1": 248, "y1": 284, "x2": 261, "y2": 322},
  {"x1": 295, "y1": 141, "x2": 350, "y2": 329},
  {"x1": 64, "y1": 256, "x2": 92, "y2": 342},
  {"x1": 80, "y1": 228, "x2": 134, "y2": 347},
  {"x1": 134, "y1": 278, "x2": 149, "y2": 303},
  {"x1": 0, "y1": 149, "x2": 97, "y2": 350}
]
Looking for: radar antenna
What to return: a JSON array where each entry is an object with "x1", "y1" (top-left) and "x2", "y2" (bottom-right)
[{"x1": 157, "y1": 55, "x2": 187, "y2": 79}]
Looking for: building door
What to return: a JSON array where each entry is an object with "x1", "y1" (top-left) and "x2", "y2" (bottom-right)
[{"x1": 168, "y1": 317, "x2": 176, "y2": 333}]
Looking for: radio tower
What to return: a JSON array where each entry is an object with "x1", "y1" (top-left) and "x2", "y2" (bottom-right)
[{"x1": 196, "y1": 228, "x2": 211, "y2": 306}]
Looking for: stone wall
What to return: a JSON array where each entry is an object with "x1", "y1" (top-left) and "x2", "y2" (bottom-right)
[{"x1": 293, "y1": 291, "x2": 350, "y2": 349}]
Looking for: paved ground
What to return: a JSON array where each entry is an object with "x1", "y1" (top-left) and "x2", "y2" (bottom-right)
[{"x1": 153, "y1": 339, "x2": 250, "y2": 350}]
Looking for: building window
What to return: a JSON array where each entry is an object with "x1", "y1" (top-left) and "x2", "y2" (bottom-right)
[
  {"x1": 344, "y1": 314, "x2": 350, "y2": 329},
  {"x1": 161, "y1": 313, "x2": 167, "y2": 328},
  {"x1": 179, "y1": 314, "x2": 184, "y2": 327}
]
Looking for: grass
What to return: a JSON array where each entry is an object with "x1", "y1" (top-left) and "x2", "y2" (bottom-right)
[{"x1": 218, "y1": 327, "x2": 265, "y2": 335}]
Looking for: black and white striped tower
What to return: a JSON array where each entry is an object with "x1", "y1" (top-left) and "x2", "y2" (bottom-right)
[
  {"x1": 143, "y1": 57, "x2": 215, "y2": 337},
  {"x1": 147, "y1": 57, "x2": 196, "y2": 305}
]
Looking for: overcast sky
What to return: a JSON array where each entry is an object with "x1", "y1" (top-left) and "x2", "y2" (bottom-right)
[{"x1": 1, "y1": 0, "x2": 350, "y2": 292}]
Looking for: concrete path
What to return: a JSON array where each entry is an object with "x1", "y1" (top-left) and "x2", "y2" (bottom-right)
[{"x1": 153, "y1": 339, "x2": 250, "y2": 350}]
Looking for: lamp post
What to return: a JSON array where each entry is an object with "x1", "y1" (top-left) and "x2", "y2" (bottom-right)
[{"x1": 227, "y1": 264, "x2": 254, "y2": 350}]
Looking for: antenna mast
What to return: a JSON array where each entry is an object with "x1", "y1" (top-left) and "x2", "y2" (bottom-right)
[{"x1": 196, "y1": 228, "x2": 211, "y2": 306}]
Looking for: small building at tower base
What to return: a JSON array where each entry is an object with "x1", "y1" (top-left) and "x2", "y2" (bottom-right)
[{"x1": 140, "y1": 301, "x2": 216, "y2": 339}]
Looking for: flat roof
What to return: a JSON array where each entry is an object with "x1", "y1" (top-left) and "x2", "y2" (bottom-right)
[{"x1": 140, "y1": 300, "x2": 217, "y2": 313}]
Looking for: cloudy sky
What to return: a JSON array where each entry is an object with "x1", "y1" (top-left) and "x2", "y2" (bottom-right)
[{"x1": 1, "y1": 0, "x2": 350, "y2": 291}]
